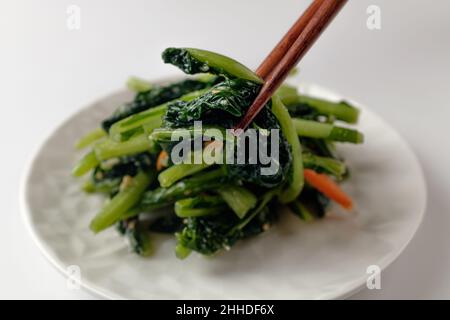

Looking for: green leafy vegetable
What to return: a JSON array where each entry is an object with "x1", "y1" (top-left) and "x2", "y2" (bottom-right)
[
  {"x1": 217, "y1": 185, "x2": 257, "y2": 219},
  {"x1": 90, "y1": 171, "x2": 155, "y2": 233},
  {"x1": 302, "y1": 152, "x2": 346, "y2": 179},
  {"x1": 140, "y1": 168, "x2": 228, "y2": 210},
  {"x1": 162, "y1": 79, "x2": 293, "y2": 189},
  {"x1": 289, "y1": 187, "x2": 330, "y2": 220},
  {"x1": 126, "y1": 77, "x2": 153, "y2": 93},
  {"x1": 176, "y1": 189, "x2": 278, "y2": 256},
  {"x1": 117, "y1": 217, "x2": 154, "y2": 256},
  {"x1": 84, "y1": 153, "x2": 153, "y2": 196},
  {"x1": 76, "y1": 128, "x2": 107, "y2": 150},
  {"x1": 109, "y1": 89, "x2": 209, "y2": 142},
  {"x1": 102, "y1": 78, "x2": 217, "y2": 131},
  {"x1": 148, "y1": 213, "x2": 183, "y2": 234},
  {"x1": 285, "y1": 95, "x2": 360, "y2": 124},
  {"x1": 94, "y1": 134, "x2": 157, "y2": 161},
  {"x1": 158, "y1": 161, "x2": 212, "y2": 188},
  {"x1": 72, "y1": 151, "x2": 100, "y2": 177},
  {"x1": 175, "y1": 195, "x2": 226, "y2": 218},
  {"x1": 164, "y1": 79, "x2": 261, "y2": 128},
  {"x1": 162, "y1": 47, "x2": 262, "y2": 83},
  {"x1": 293, "y1": 118, "x2": 364, "y2": 143},
  {"x1": 271, "y1": 96, "x2": 304, "y2": 203}
]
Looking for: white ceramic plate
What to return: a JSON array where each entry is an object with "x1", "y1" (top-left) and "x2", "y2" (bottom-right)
[{"x1": 21, "y1": 81, "x2": 426, "y2": 300}]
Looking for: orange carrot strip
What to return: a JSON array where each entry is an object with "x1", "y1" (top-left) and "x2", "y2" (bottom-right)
[
  {"x1": 156, "y1": 151, "x2": 169, "y2": 171},
  {"x1": 304, "y1": 169, "x2": 353, "y2": 210}
]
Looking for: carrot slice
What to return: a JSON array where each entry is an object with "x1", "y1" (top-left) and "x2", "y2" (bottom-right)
[
  {"x1": 156, "y1": 151, "x2": 169, "y2": 171},
  {"x1": 303, "y1": 169, "x2": 353, "y2": 210}
]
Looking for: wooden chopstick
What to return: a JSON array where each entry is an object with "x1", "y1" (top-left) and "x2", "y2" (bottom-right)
[
  {"x1": 236, "y1": 0, "x2": 348, "y2": 131},
  {"x1": 256, "y1": 0, "x2": 325, "y2": 80}
]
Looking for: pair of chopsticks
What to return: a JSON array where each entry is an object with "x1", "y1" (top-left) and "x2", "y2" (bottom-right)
[{"x1": 236, "y1": 0, "x2": 348, "y2": 130}]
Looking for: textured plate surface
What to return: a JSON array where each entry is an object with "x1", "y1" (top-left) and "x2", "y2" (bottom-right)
[{"x1": 21, "y1": 82, "x2": 426, "y2": 299}]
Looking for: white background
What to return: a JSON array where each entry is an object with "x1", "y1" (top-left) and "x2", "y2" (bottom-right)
[{"x1": 1, "y1": 0, "x2": 450, "y2": 299}]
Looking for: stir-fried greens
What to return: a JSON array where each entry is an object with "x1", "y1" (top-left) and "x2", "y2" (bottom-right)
[{"x1": 73, "y1": 47, "x2": 364, "y2": 258}]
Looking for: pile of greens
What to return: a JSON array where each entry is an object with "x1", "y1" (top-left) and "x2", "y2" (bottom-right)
[{"x1": 73, "y1": 48, "x2": 363, "y2": 258}]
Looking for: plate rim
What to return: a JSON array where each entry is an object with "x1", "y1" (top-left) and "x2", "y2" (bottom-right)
[{"x1": 19, "y1": 79, "x2": 428, "y2": 300}]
